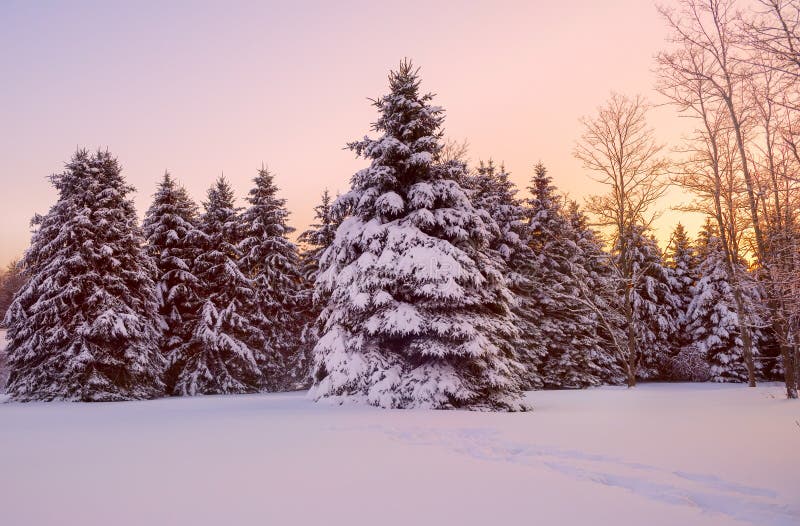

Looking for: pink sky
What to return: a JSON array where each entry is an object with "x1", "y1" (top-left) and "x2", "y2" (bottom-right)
[{"x1": 0, "y1": 0, "x2": 699, "y2": 267}]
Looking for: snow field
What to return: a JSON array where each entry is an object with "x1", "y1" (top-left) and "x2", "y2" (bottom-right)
[{"x1": 0, "y1": 382, "x2": 797, "y2": 526}]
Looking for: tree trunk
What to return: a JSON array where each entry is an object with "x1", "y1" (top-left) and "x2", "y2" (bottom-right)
[
  {"x1": 725, "y1": 99, "x2": 796, "y2": 395},
  {"x1": 771, "y1": 309, "x2": 798, "y2": 398},
  {"x1": 780, "y1": 341, "x2": 797, "y2": 398},
  {"x1": 728, "y1": 284, "x2": 757, "y2": 387},
  {"x1": 624, "y1": 286, "x2": 637, "y2": 388},
  {"x1": 762, "y1": 288, "x2": 797, "y2": 398}
]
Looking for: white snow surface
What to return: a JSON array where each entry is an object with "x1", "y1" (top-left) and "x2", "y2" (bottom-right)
[{"x1": 0, "y1": 382, "x2": 798, "y2": 526}]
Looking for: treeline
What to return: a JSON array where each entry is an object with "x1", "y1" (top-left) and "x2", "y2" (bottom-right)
[
  {"x1": 2, "y1": 156, "x2": 310, "y2": 400},
  {"x1": 4, "y1": 0, "x2": 800, "y2": 408},
  {"x1": 2, "y1": 60, "x2": 787, "y2": 408}
]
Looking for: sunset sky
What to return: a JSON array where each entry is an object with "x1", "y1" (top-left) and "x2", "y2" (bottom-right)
[{"x1": 0, "y1": 0, "x2": 700, "y2": 267}]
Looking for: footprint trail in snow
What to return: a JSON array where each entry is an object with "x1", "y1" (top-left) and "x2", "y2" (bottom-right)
[{"x1": 385, "y1": 427, "x2": 799, "y2": 526}]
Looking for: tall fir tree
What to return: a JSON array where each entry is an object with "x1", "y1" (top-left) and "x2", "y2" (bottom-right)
[
  {"x1": 310, "y1": 61, "x2": 526, "y2": 410},
  {"x1": 686, "y1": 233, "x2": 763, "y2": 382},
  {"x1": 614, "y1": 225, "x2": 680, "y2": 380},
  {"x1": 4, "y1": 149, "x2": 164, "y2": 401},
  {"x1": 463, "y1": 160, "x2": 544, "y2": 389},
  {"x1": 525, "y1": 164, "x2": 615, "y2": 388},
  {"x1": 665, "y1": 223, "x2": 702, "y2": 380},
  {"x1": 142, "y1": 172, "x2": 202, "y2": 392},
  {"x1": 172, "y1": 177, "x2": 265, "y2": 395},
  {"x1": 239, "y1": 166, "x2": 303, "y2": 390}
]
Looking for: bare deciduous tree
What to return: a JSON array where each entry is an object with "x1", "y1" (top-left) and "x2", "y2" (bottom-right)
[
  {"x1": 659, "y1": 0, "x2": 798, "y2": 398},
  {"x1": 656, "y1": 42, "x2": 759, "y2": 386},
  {"x1": 575, "y1": 93, "x2": 668, "y2": 387},
  {"x1": 576, "y1": 93, "x2": 668, "y2": 238},
  {"x1": 438, "y1": 137, "x2": 471, "y2": 164},
  {"x1": 746, "y1": 0, "x2": 800, "y2": 81}
]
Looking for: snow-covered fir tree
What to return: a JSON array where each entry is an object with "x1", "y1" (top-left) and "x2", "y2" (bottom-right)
[
  {"x1": 525, "y1": 163, "x2": 615, "y2": 388},
  {"x1": 296, "y1": 189, "x2": 344, "y2": 388},
  {"x1": 4, "y1": 149, "x2": 164, "y2": 401},
  {"x1": 0, "y1": 259, "x2": 27, "y2": 322},
  {"x1": 564, "y1": 201, "x2": 626, "y2": 385},
  {"x1": 172, "y1": 177, "x2": 265, "y2": 395},
  {"x1": 310, "y1": 61, "x2": 526, "y2": 410},
  {"x1": 685, "y1": 232, "x2": 763, "y2": 382},
  {"x1": 298, "y1": 189, "x2": 351, "y2": 314},
  {"x1": 665, "y1": 223, "x2": 703, "y2": 380},
  {"x1": 299, "y1": 189, "x2": 337, "y2": 288},
  {"x1": 666, "y1": 223, "x2": 699, "y2": 318},
  {"x1": 465, "y1": 160, "x2": 526, "y2": 262},
  {"x1": 615, "y1": 224, "x2": 679, "y2": 380},
  {"x1": 694, "y1": 218, "x2": 717, "y2": 260},
  {"x1": 142, "y1": 171, "x2": 202, "y2": 392},
  {"x1": 462, "y1": 159, "x2": 544, "y2": 389},
  {"x1": 239, "y1": 166, "x2": 303, "y2": 390}
]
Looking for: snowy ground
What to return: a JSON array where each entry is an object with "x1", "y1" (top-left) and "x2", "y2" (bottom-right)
[{"x1": 0, "y1": 383, "x2": 798, "y2": 526}]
